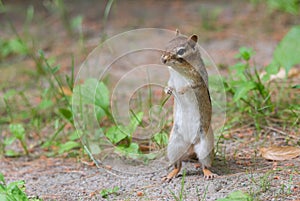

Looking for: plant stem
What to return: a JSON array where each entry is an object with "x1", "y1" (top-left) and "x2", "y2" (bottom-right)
[{"x1": 20, "y1": 139, "x2": 29, "y2": 155}]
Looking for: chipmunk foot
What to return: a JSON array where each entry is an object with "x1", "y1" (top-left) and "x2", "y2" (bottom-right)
[
  {"x1": 161, "y1": 168, "x2": 180, "y2": 182},
  {"x1": 203, "y1": 167, "x2": 217, "y2": 180}
]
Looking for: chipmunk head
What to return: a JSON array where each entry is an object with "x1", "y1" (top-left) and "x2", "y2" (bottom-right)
[{"x1": 161, "y1": 31, "x2": 199, "y2": 74}]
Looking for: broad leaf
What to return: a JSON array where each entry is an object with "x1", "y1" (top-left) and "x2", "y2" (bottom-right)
[
  {"x1": 73, "y1": 78, "x2": 110, "y2": 120},
  {"x1": 128, "y1": 112, "x2": 143, "y2": 133},
  {"x1": 116, "y1": 143, "x2": 140, "y2": 159},
  {"x1": 58, "y1": 141, "x2": 81, "y2": 154},
  {"x1": 9, "y1": 124, "x2": 25, "y2": 140},
  {"x1": 272, "y1": 26, "x2": 300, "y2": 73},
  {"x1": 105, "y1": 126, "x2": 127, "y2": 144}
]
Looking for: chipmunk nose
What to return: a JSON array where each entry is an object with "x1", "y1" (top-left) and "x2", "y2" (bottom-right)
[{"x1": 161, "y1": 55, "x2": 168, "y2": 64}]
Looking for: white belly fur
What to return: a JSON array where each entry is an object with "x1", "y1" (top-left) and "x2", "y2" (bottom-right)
[{"x1": 168, "y1": 67, "x2": 201, "y2": 144}]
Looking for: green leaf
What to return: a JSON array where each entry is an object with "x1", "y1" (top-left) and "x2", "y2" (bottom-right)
[
  {"x1": 292, "y1": 84, "x2": 300, "y2": 89},
  {"x1": 267, "y1": 0, "x2": 300, "y2": 15},
  {"x1": 3, "y1": 89, "x2": 17, "y2": 99},
  {"x1": 58, "y1": 141, "x2": 80, "y2": 154},
  {"x1": 68, "y1": 131, "x2": 81, "y2": 141},
  {"x1": 71, "y1": 15, "x2": 83, "y2": 29},
  {"x1": 51, "y1": 65, "x2": 60, "y2": 74},
  {"x1": 112, "y1": 186, "x2": 119, "y2": 192},
  {"x1": 58, "y1": 108, "x2": 73, "y2": 123},
  {"x1": 229, "y1": 62, "x2": 247, "y2": 81},
  {"x1": 217, "y1": 190, "x2": 251, "y2": 201},
  {"x1": 105, "y1": 126, "x2": 127, "y2": 144},
  {"x1": 0, "y1": 175, "x2": 31, "y2": 200},
  {"x1": 262, "y1": 62, "x2": 280, "y2": 81},
  {"x1": 73, "y1": 78, "x2": 110, "y2": 120},
  {"x1": 272, "y1": 26, "x2": 300, "y2": 73},
  {"x1": 129, "y1": 112, "x2": 143, "y2": 133},
  {"x1": 8, "y1": 38, "x2": 28, "y2": 55},
  {"x1": 0, "y1": 38, "x2": 7, "y2": 56},
  {"x1": 235, "y1": 47, "x2": 255, "y2": 61},
  {"x1": 153, "y1": 132, "x2": 168, "y2": 146},
  {"x1": 0, "y1": 173, "x2": 5, "y2": 185},
  {"x1": 233, "y1": 82, "x2": 256, "y2": 102},
  {"x1": 10, "y1": 185, "x2": 28, "y2": 201},
  {"x1": 105, "y1": 111, "x2": 143, "y2": 149},
  {"x1": 4, "y1": 150, "x2": 19, "y2": 157},
  {"x1": 38, "y1": 99, "x2": 53, "y2": 110},
  {"x1": 9, "y1": 124, "x2": 25, "y2": 140},
  {"x1": 100, "y1": 186, "x2": 119, "y2": 198},
  {"x1": 100, "y1": 189, "x2": 109, "y2": 198},
  {"x1": 95, "y1": 82, "x2": 110, "y2": 109},
  {"x1": 229, "y1": 62, "x2": 246, "y2": 72},
  {"x1": 7, "y1": 180, "x2": 25, "y2": 191},
  {"x1": 265, "y1": 62, "x2": 280, "y2": 75},
  {"x1": 3, "y1": 136, "x2": 16, "y2": 146},
  {"x1": 116, "y1": 143, "x2": 140, "y2": 155},
  {"x1": 143, "y1": 152, "x2": 157, "y2": 160},
  {"x1": 94, "y1": 107, "x2": 106, "y2": 121},
  {"x1": 0, "y1": 194, "x2": 6, "y2": 201}
]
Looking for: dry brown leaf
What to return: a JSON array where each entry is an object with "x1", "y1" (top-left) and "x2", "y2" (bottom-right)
[{"x1": 260, "y1": 146, "x2": 300, "y2": 161}]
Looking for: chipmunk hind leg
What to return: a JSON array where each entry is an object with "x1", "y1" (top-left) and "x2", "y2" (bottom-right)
[
  {"x1": 194, "y1": 133, "x2": 217, "y2": 180},
  {"x1": 199, "y1": 153, "x2": 217, "y2": 180},
  {"x1": 162, "y1": 133, "x2": 190, "y2": 182}
]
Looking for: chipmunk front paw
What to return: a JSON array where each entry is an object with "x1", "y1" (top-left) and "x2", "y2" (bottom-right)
[{"x1": 164, "y1": 86, "x2": 174, "y2": 95}]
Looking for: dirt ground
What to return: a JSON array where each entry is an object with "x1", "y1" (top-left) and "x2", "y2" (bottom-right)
[{"x1": 1, "y1": 0, "x2": 300, "y2": 200}]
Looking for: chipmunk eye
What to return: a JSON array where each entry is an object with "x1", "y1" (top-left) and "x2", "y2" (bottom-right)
[{"x1": 176, "y1": 48, "x2": 186, "y2": 56}]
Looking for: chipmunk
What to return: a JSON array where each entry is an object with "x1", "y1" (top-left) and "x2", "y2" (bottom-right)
[{"x1": 161, "y1": 30, "x2": 216, "y2": 181}]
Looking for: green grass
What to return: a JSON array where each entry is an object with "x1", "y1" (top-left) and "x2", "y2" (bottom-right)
[
  {"x1": 0, "y1": 4, "x2": 79, "y2": 157},
  {"x1": 169, "y1": 170, "x2": 186, "y2": 201},
  {"x1": 224, "y1": 26, "x2": 300, "y2": 131}
]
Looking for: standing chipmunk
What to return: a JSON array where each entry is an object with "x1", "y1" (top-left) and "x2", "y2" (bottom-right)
[{"x1": 161, "y1": 30, "x2": 216, "y2": 181}]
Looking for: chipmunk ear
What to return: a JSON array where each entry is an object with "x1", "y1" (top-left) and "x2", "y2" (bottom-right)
[
  {"x1": 175, "y1": 29, "x2": 180, "y2": 36},
  {"x1": 188, "y1": 34, "x2": 198, "y2": 48}
]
